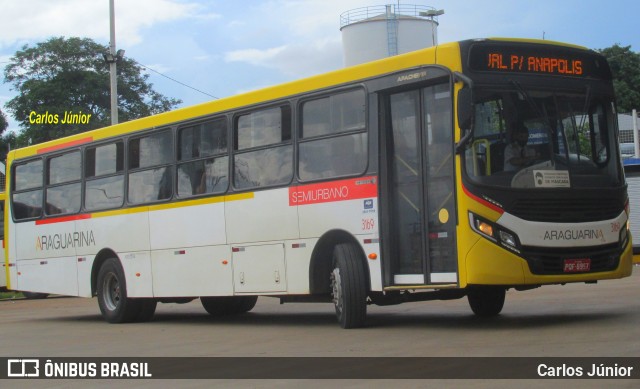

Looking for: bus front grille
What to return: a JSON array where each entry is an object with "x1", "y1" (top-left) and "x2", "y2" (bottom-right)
[{"x1": 521, "y1": 244, "x2": 621, "y2": 275}]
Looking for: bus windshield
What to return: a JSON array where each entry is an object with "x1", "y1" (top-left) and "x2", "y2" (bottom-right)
[{"x1": 464, "y1": 85, "x2": 622, "y2": 189}]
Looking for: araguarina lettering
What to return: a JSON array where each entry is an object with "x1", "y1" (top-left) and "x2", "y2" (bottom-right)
[
  {"x1": 543, "y1": 229, "x2": 603, "y2": 241},
  {"x1": 36, "y1": 230, "x2": 96, "y2": 251}
]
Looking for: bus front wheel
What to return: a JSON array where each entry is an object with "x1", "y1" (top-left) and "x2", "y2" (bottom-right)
[
  {"x1": 331, "y1": 243, "x2": 367, "y2": 329},
  {"x1": 97, "y1": 258, "x2": 143, "y2": 323},
  {"x1": 467, "y1": 286, "x2": 506, "y2": 317}
]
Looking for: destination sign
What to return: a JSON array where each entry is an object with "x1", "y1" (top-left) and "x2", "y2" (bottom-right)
[
  {"x1": 467, "y1": 43, "x2": 610, "y2": 79},
  {"x1": 485, "y1": 52, "x2": 582, "y2": 75}
]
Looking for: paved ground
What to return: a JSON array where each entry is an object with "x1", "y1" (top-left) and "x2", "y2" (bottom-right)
[{"x1": 1, "y1": 267, "x2": 638, "y2": 388}]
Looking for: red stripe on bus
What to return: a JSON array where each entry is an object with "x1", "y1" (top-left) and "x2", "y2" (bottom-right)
[
  {"x1": 289, "y1": 176, "x2": 378, "y2": 206},
  {"x1": 35, "y1": 214, "x2": 92, "y2": 225},
  {"x1": 461, "y1": 184, "x2": 504, "y2": 214},
  {"x1": 37, "y1": 137, "x2": 94, "y2": 154}
]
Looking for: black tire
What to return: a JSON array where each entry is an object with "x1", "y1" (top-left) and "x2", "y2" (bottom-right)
[
  {"x1": 22, "y1": 291, "x2": 49, "y2": 299},
  {"x1": 467, "y1": 286, "x2": 506, "y2": 317},
  {"x1": 96, "y1": 258, "x2": 141, "y2": 323},
  {"x1": 135, "y1": 299, "x2": 158, "y2": 322},
  {"x1": 331, "y1": 243, "x2": 368, "y2": 329},
  {"x1": 200, "y1": 296, "x2": 258, "y2": 315}
]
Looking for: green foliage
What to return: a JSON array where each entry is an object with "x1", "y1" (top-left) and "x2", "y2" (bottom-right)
[
  {"x1": 0, "y1": 108, "x2": 7, "y2": 134},
  {"x1": 0, "y1": 109, "x2": 9, "y2": 160},
  {"x1": 3, "y1": 37, "x2": 182, "y2": 147},
  {"x1": 577, "y1": 123, "x2": 592, "y2": 157},
  {"x1": 599, "y1": 44, "x2": 640, "y2": 112},
  {"x1": 0, "y1": 291, "x2": 22, "y2": 299}
]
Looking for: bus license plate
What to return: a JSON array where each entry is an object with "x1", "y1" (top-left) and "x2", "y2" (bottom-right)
[{"x1": 563, "y1": 258, "x2": 591, "y2": 273}]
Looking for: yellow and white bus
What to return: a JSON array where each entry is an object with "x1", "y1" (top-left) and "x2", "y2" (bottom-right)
[{"x1": 4, "y1": 38, "x2": 634, "y2": 328}]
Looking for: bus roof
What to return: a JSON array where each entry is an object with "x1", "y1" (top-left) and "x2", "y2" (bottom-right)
[{"x1": 485, "y1": 37, "x2": 590, "y2": 51}]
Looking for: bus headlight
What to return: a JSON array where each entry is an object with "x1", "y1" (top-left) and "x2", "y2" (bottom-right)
[
  {"x1": 470, "y1": 212, "x2": 521, "y2": 253},
  {"x1": 470, "y1": 213, "x2": 496, "y2": 241},
  {"x1": 476, "y1": 219, "x2": 494, "y2": 238},
  {"x1": 499, "y1": 230, "x2": 517, "y2": 249}
]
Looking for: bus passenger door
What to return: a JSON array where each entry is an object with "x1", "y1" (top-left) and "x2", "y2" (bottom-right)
[{"x1": 381, "y1": 83, "x2": 458, "y2": 286}]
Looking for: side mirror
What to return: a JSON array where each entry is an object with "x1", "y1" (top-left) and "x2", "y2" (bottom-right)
[
  {"x1": 457, "y1": 87, "x2": 473, "y2": 132},
  {"x1": 453, "y1": 72, "x2": 474, "y2": 154}
]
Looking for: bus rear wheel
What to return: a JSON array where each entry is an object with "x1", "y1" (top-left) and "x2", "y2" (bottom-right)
[
  {"x1": 97, "y1": 258, "x2": 143, "y2": 323},
  {"x1": 200, "y1": 296, "x2": 258, "y2": 315},
  {"x1": 467, "y1": 286, "x2": 506, "y2": 317},
  {"x1": 331, "y1": 243, "x2": 367, "y2": 329}
]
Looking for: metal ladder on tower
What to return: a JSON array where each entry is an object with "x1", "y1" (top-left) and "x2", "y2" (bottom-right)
[{"x1": 386, "y1": 5, "x2": 398, "y2": 57}]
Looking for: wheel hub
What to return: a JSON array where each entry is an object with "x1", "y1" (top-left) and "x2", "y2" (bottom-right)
[
  {"x1": 330, "y1": 268, "x2": 342, "y2": 313},
  {"x1": 103, "y1": 272, "x2": 121, "y2": 311}
]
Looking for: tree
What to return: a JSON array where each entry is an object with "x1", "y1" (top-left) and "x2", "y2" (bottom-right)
[
  {"x1": 3, "y1": 37, "x2": 182, "y2": 147},
  {"x1": 599, "y1": 44, "x2": 640, "y2": 112},
  {"x1": 0, "y1": 108, "x2": 9, "y2": 160},
  {"x1": 0, "y1": 108, "x2": 7, "y2": 135}
]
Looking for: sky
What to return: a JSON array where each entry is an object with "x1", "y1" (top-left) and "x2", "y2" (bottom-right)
[{"x1": 0, "y1": 0, "x2": 638, "y2": 133}]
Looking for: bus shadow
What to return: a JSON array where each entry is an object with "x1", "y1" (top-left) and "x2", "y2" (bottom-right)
[
  {"x1": 34, "y1": 294, "x2": 634, "y2": 329},
  {"x1": 45, "y1": 310, "x2": 339, "y2": 327},
  {"x1": 48, "y1": 306, "x2": 630, "y2": 331},
  {"x1": 365, "y1": 310, "x2": 629, "y2": 330}
]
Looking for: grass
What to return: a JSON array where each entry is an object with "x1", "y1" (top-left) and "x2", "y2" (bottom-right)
[{"x1": 0, "y1": 291, "x2": 23, "y2": 299}]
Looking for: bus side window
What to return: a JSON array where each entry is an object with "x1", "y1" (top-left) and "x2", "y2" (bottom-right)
[
  {"x1": 298, "y1": 89, "x2": 367, "y2": 181},
  {"x1": 46, "y1": 151, "x2": 82, "y2": 216},
  {"x1": 233, "y1": 106, "x2": 293, "y2": 190},
  {"x1": 128, "y1": 130, "x2": 174, "y2": 204},
  {"x1": 177, "y1": 118, "x2": 229, "y2": 197},
  {"x1": 85, "y1": 142, "x2": 125, "y2": 211},
  {"x1": 12, "y1": 159, "x2": 44, "y2": 220}
]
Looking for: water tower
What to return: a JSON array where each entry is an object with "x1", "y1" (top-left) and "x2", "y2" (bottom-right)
[{"x1": 340, "y1": 4, "x2": 443, "y2": 67}]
